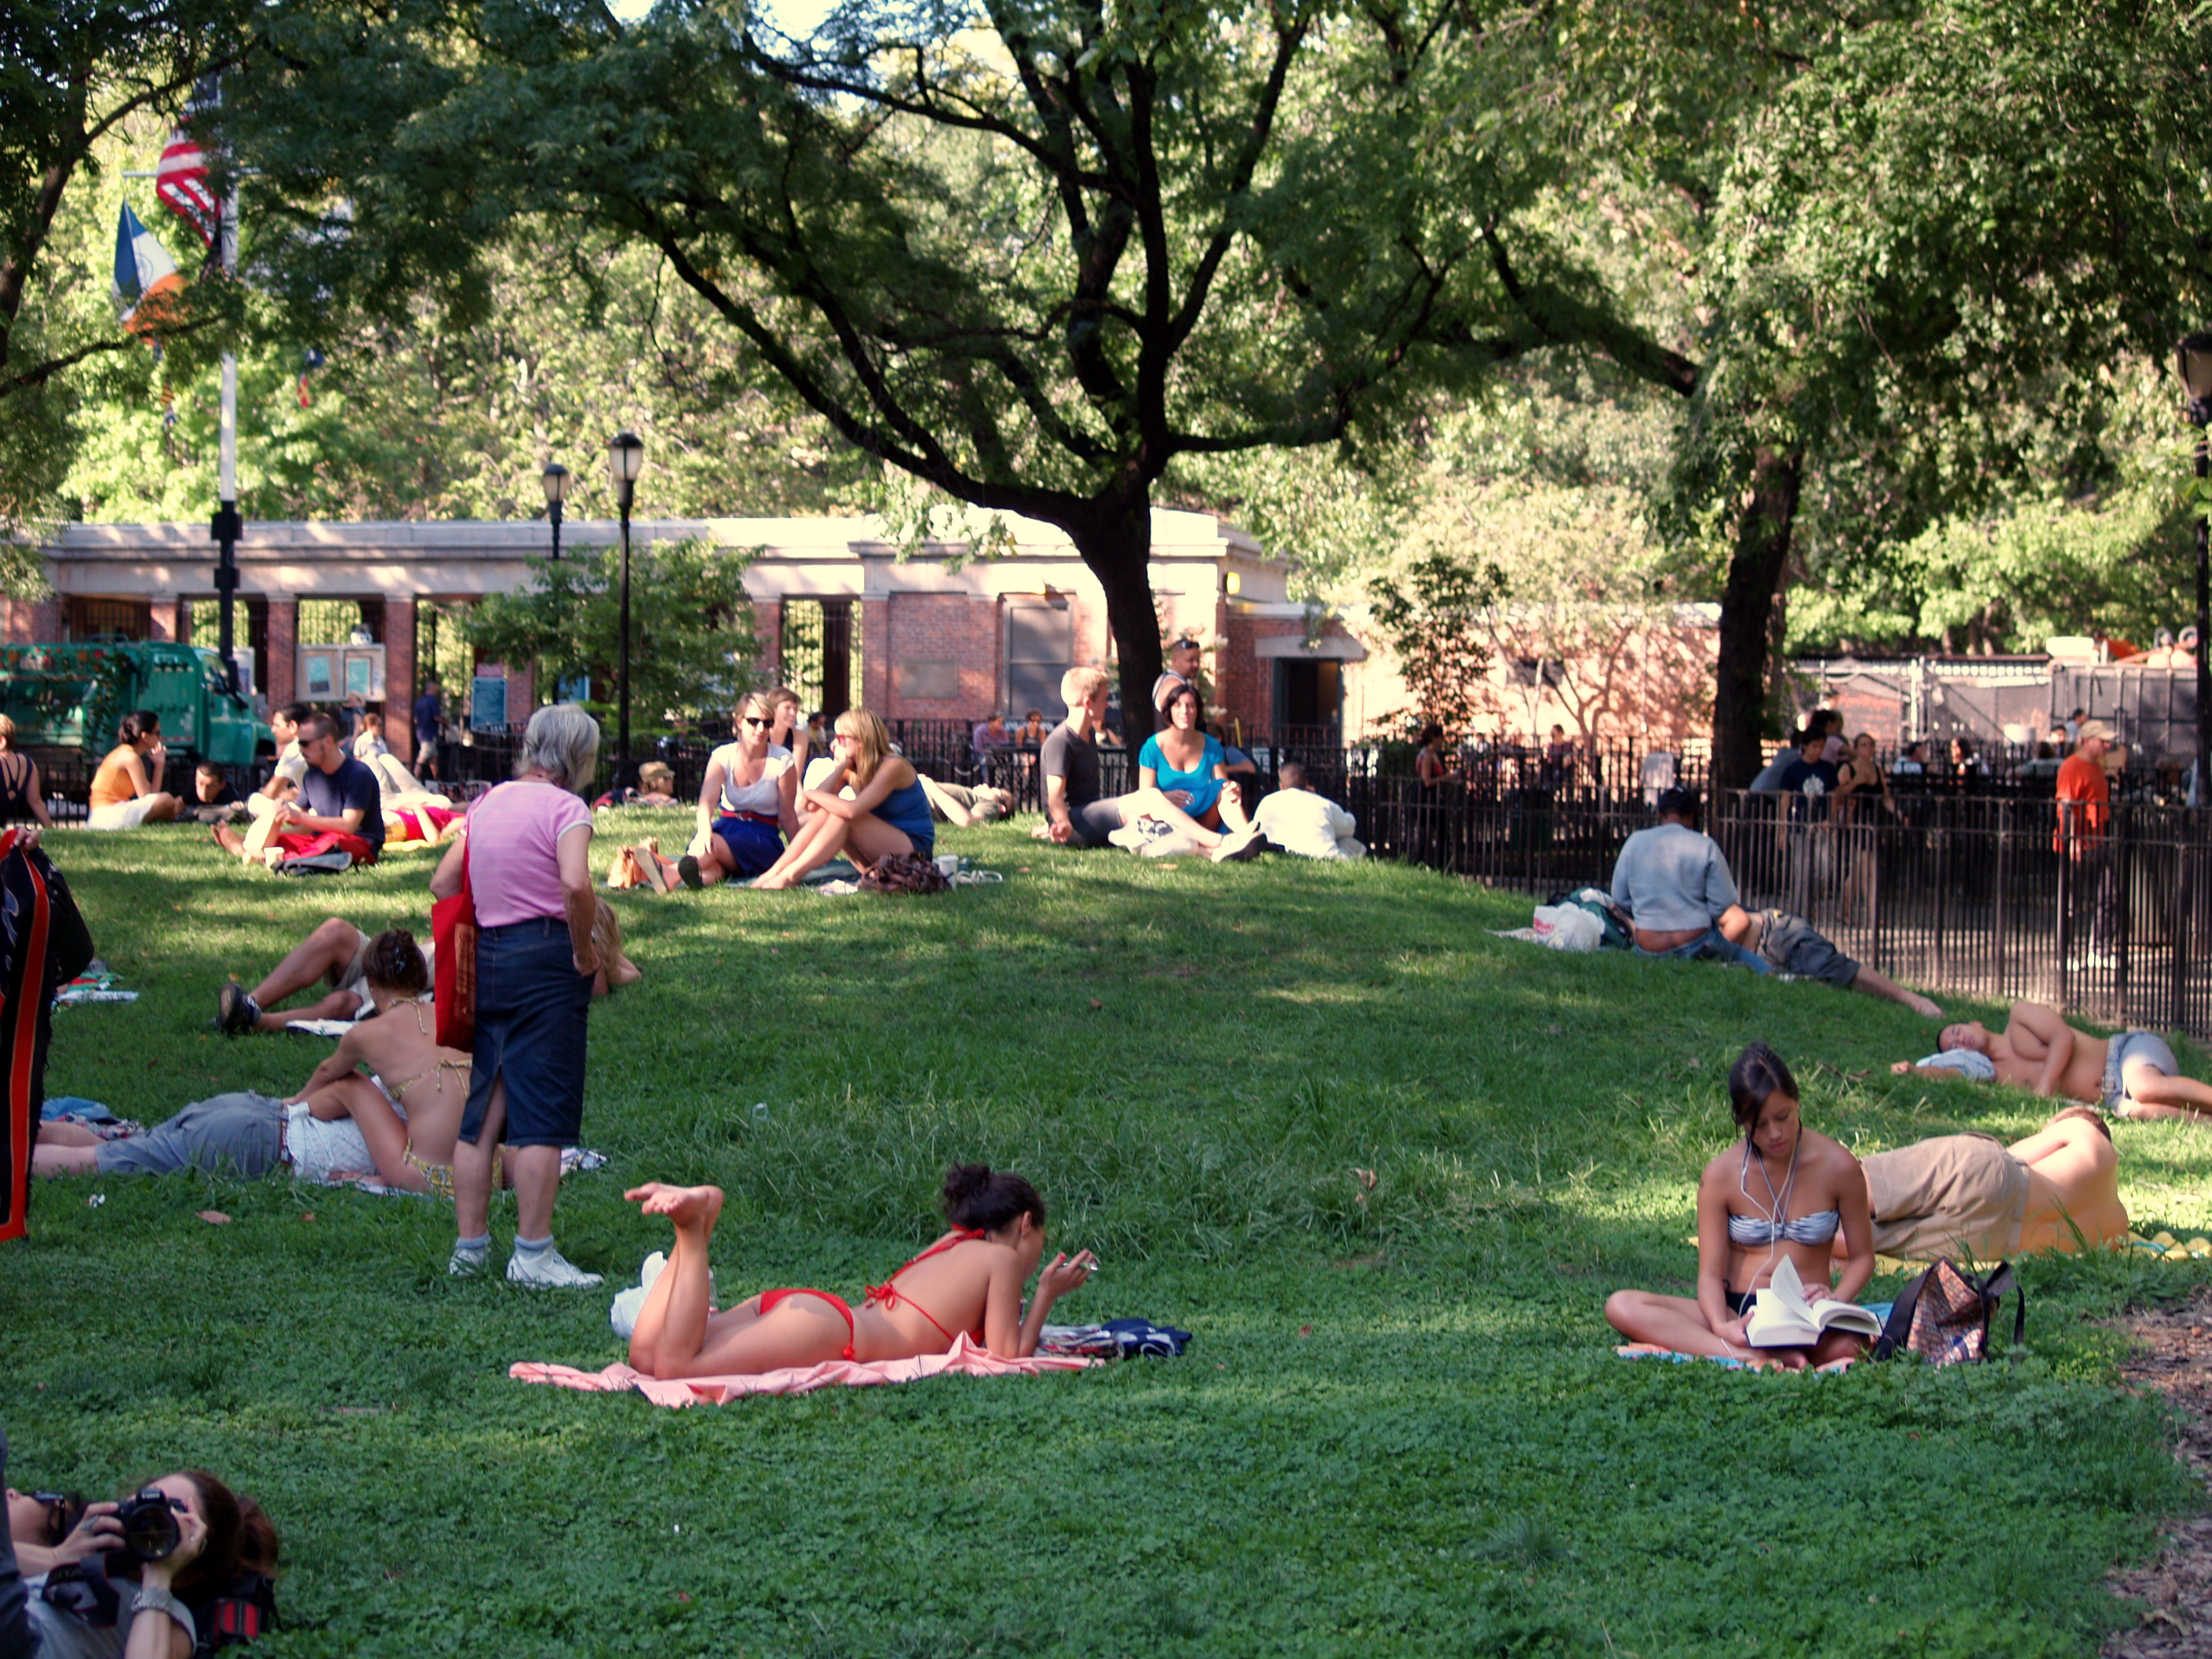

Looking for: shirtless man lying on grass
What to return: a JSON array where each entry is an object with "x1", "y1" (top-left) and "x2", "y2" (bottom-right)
[
  {"x1": 1893, "y1": 1000, "x2": 2212, "y2": 1122},
  {"x1": 1839, "y1": 1108, "x2": 2128, "y2": 1262}
]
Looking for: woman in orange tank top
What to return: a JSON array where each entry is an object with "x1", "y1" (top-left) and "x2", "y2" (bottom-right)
[
  {"x1": 87, "y1": 709, "x2": 180, "y2": 830},
  {"x1": 623, "y1": 1163, "x2": 1097, "y2": 1379}
]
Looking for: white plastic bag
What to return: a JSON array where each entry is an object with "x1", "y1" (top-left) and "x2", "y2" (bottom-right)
[{"x1": 1530, "y1": 904, "x2": 1603, "y2": 952}]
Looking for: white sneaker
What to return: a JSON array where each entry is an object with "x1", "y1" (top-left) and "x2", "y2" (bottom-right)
[
  {"x1": 506, "y1": 1245, "x2": 604, "y2": 1289},
  {"x1": 448, "y1": 1243, "x2": 489, "y2": 1277},
  {"x1": 608, "y1": 1251, "x2": 668, "y2": 1336}
]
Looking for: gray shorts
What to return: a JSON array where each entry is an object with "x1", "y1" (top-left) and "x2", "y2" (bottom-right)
[
  {"x1": 94, "y1": 1092, "x2": 286, "y2": 1178},
  {"x1": 1068, "y1": 798, "x2": 1124, "y2": 848},
  {"x1": 2103, "y1": 1031, "x2": 2180, "y2": 1109},
  {"x1": 1757, "y1": 910, "x2": 1860, "y2": 989}
]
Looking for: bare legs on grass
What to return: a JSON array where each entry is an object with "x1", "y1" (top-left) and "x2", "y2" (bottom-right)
[
  {"x1": 1604, "y1": 1289, "x2": 1861, "y2": 1370},
  {"x1": 221, "y1": 917, "x2": 367, "y2": 1033},
  {"x1": 623, "y1": 1183, "x2": 857, "y2": 1378},
  {"x1": 751, "y1": 811, "x2": 912, "y2": 890},
  {"x1": 1849, "y1": 965, "x2": 1942, "y2": 1021}
]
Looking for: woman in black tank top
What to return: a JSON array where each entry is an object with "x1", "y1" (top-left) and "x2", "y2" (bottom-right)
[{"x1": 0, "y1": 716, "x2": 54, "y2": 826}]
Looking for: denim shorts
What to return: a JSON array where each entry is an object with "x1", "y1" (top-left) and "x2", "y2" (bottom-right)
[
  {"x1": 1633, "y1": 926, "x2": 1772, "y2": 975},
  {"x1": 1758, "y1": 911, "x2": 1859, "y2": 988},
  {"x1": 459, "y1": 918, "x2": 593, "y2": 1149},
  {"x1": 2103, "y1": 1031, "x2": 2179, "y2": 1109}
]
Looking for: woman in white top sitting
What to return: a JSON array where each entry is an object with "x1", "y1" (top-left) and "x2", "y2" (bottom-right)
[{"x1": 669, "y1": 691, "x2": 799, "y2": 889}]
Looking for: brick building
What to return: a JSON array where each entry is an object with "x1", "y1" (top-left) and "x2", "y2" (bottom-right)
[{"x1": 14, "y1": 512, "x2": 1368, "y2": 750}]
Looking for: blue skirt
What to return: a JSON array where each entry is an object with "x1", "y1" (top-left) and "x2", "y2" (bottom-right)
[
  {"x1": 459, "y1": 918, "x2": 593, "y2": 1149},
  {"x1": 712, "y1": 814, "x2": 784, "y2": 876}
]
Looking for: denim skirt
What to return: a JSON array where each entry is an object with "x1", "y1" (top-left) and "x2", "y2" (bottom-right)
[{"x1": 459, "y1": 918, "x2": 593, "y2": 1148}]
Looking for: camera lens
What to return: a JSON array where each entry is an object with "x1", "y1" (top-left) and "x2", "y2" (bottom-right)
[{"x1": 116, "y1": 1490, "x2": 180, "y2": 1561}]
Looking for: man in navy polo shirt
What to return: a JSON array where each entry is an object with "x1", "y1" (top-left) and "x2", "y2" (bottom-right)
[{"x1": 287, "y1": 712, "x2": 385, "y2": 861}]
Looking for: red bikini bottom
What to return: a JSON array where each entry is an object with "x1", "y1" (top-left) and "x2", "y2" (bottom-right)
[{"x1": 758, "y1": 1288, "x2": 857, "y2": 1360}]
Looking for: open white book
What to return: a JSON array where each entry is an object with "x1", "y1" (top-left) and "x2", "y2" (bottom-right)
[{"x1": 1743, "y1": 1256, "x2": 1883, "y2": 1348}]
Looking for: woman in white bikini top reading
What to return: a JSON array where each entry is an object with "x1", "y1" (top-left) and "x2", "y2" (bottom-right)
[{"x1": 1606, "y1": 1042, "x2": 1874, "y2": 1368}]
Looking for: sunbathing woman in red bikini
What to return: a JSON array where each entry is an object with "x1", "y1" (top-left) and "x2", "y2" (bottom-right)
[{"x1": 623, "y1": 1163, "x2": 1098, "y2": 1379}]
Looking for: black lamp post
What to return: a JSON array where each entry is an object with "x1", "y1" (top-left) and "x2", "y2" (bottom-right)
[
  {"x1": 541, "y1": 462, "x2": 571, "y2": 562},
  {"x1": 2177, "y1": 336, "x2": 2212, "y2": 805},
  {"x1": 607, "y1": 431, "x2": 647, "y2": 786}
]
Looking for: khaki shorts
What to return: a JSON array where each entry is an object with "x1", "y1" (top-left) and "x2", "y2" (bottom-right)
[
  {"x1": 1862, "y1": 1133, "x2": 2029, "y2": 1262},
  {"x1": 326, "y1": 927, "x2": 375, "y2": 996}
]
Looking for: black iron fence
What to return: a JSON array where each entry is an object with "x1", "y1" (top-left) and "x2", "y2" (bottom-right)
[
  {"x1": 1711, "y1": 793, "x2": 2212, "y2": 1042},
  {"x1": 1338, "y1": 779, "x2": 2212, "y2": 1044}
]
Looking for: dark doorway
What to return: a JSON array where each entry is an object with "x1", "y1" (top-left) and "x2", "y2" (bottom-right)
[
  {"x1": 781, "y1": 598, "x2": 861, "y2": 718},
  {"x1": 1273, "y1": 658, "x2": 1341, "y2": 738}
]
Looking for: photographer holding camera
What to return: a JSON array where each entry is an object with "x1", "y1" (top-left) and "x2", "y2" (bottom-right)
[{"x1": 18, "y1": 1467, "x2": 276, "y2": 1659}]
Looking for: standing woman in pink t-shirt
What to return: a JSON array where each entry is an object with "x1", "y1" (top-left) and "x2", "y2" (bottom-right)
[{"x1": 430, "y1": 703, "x2": 605, "y2": 1288}]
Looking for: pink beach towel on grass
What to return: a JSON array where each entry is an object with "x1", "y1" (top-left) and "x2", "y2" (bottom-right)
[{"x1": 511, "y1": 1332, "x2": 1094, "y2": 1407}]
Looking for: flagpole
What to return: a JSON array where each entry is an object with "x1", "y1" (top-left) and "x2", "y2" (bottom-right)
[
  {"x1": 211, "y1": 184, "x2": 241, "y2": 695},
  {"x1": 125, "y1": 138, "x2": 241, "y2": 695}
]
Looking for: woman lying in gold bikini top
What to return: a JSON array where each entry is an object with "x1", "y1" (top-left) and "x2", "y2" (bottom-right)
[{"x1": 285, "y1": 928, "x2": 500, "y2": 1196}]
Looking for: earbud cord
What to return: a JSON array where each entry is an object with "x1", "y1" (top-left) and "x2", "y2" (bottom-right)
[{"x1": 1739, "y1": 1128, "x2": 1801, "y2": 1290}]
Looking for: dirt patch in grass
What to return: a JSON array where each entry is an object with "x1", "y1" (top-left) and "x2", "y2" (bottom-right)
[{"x1": 2106, "y1": 1285, "x2": 2212, "y2": 1657}]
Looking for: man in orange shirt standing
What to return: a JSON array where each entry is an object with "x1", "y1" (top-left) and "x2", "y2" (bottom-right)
[{"x1": 2055, "y1": 718, "x2": 2119, "y2": 965}]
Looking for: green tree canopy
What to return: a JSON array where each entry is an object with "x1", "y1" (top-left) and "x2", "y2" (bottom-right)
[
  {"x1": 1, "y1": 0, "x2": 258, "y2": 530},
  {"x1": 462, "y1": 537, "x2": 758, "y2": 733},
  {"x1": 227, "y1": 0, "x2": 1696, "y2": 722},
  {"x1": 1671, "y1": 0, "x2": 2209, "y2": 779}
]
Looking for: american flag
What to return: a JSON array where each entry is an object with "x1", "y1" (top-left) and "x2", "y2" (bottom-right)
[{"x1": 155, "y1": 75, "x2": 222, "y2": 255}]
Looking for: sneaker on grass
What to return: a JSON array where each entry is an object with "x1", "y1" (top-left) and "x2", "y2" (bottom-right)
[
  {"x1": 217, "y1": 981, "x2": 260, "y2": 1036},
  {"x1": 508, "y1": 1245, "x2": 604, "y2": 1288},
  {"x1": 447, "y1": 1241, "x2": 489, "y2": 1277}
]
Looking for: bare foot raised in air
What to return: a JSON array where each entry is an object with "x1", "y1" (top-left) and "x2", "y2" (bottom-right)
[{"x1": 625, "y1": 1183, "x2": 724, "y2": 1229}]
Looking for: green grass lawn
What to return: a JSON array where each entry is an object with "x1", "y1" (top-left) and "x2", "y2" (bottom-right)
[{"x1": 5, "y1": 813, "x2": 2210, "y2": 1657}]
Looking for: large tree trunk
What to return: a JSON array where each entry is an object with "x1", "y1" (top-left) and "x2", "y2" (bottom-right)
[
  {"x1": 1065, "y1": 496, "x2": 1165, "y2": 743},
  {"x1": 1710, "y1": 446, "x2": 1803, "y2": 792}
]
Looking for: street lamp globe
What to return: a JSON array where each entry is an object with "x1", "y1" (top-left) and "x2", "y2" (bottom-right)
[
  {"x1": 607, "y1": 431, "x2": 647, "y2": 504},
  {"x1": 541, "y1": 462, "x2": 571, "y2": 562},
  {"x1": 606, "y1": 432, "x2": 647, "y2": 789}
]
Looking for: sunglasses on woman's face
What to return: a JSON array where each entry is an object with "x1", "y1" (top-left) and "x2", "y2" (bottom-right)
[{"x1": 741, "y1": 716, "x2": 771, "y2": 729}]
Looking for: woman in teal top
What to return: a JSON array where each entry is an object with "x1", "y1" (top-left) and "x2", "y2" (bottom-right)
[{"x1": 1137, "y1": 684, "x2": 1254, "y2": 834}]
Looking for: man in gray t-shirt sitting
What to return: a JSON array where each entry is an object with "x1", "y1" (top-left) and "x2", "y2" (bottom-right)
[
  {"x1": 1037, "y1": 667, "x2": 1261, "y2": 861},
  {"x1": 1607, "y1": 789, "x2": 1769, "y2": 972}
]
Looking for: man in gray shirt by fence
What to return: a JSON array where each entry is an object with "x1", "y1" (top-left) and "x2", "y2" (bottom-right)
[{"x1": 1609, "y1": 788, "x2": 1771, "y2": 972}]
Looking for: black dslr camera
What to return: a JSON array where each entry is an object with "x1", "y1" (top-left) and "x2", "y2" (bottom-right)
[{"x1": 112, "y1": 1489, "x2": 186, "y2": 1561}]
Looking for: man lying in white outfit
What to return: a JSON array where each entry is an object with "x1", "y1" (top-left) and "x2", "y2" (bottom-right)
[{"x1": 1250, "y1": 764, "x2": 1364, "y2": 861}]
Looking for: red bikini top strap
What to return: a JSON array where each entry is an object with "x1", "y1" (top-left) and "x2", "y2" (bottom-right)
[
  {"x1": 863, "y1": 1228, "x2": 985, "y2": 1307},
  {"x1": 888, "y1": 1227, "x2": 983, "y2": 1281}
]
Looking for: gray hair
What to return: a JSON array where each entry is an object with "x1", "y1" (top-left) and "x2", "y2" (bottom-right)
[{"x1": 516, "y1": 702, "x2": 601, "y2": 791}]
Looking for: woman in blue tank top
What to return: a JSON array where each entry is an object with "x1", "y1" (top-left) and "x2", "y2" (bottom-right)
[
  {"x1": 1136, "y1": 684, "x2": 1255, "y2": 836},
  {"x1": 752, "y1": 708, "x2": 935, "y2": 888},
  {"x1": 1604, "y1": 1043, "x2": 1874, "y2": 1369}
]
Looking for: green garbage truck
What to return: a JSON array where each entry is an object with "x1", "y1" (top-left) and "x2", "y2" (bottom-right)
[{"x1": 0, "y1": 641, "x2": 260, "y2": 769}]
